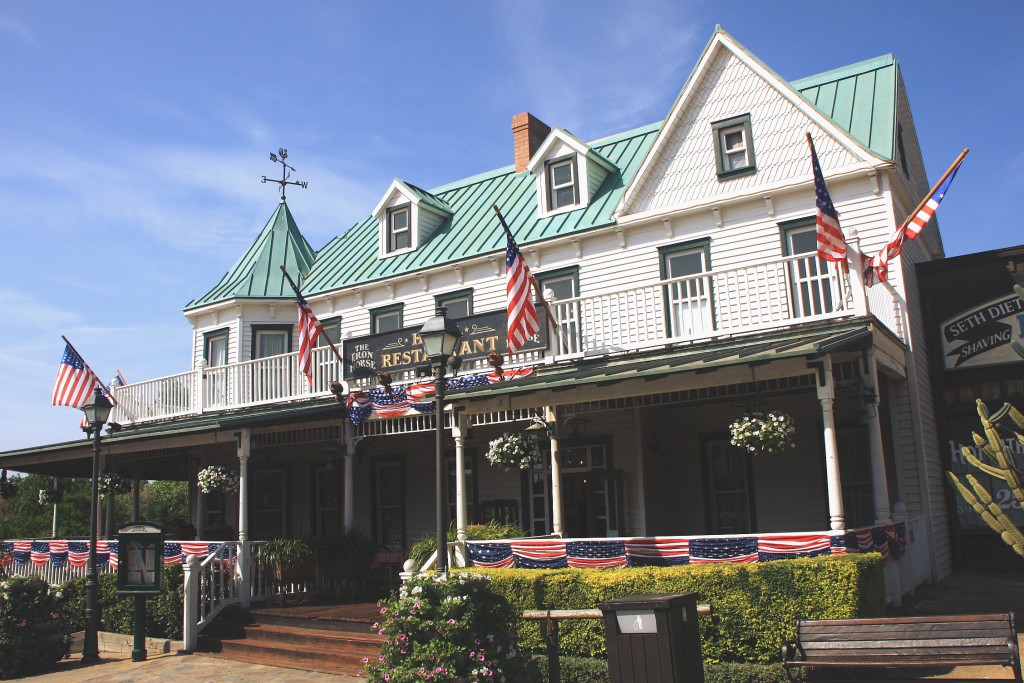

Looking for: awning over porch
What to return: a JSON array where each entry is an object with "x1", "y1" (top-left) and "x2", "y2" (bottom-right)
[{"x1": 446, "y1": 321, "x2": 875, "y2": 410}]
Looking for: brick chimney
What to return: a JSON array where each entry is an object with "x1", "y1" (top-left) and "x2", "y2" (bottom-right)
[{"x1": 512, "y1": 112, "x2": 550, "y2": 173}]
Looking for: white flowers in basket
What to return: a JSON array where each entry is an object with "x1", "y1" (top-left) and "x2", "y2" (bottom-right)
[
  {"x1": 728, "y1": 411, "x2": 796, "y2": 455},
  {"x1": 485, "y1": 432, "x2": 543, "y2": 471},
  {"x1": 97, "y1": 472, "x2": 131, "y2": 497},
  {"x1": 197, "y1": 465, "x2": 239, "y2": 494}
]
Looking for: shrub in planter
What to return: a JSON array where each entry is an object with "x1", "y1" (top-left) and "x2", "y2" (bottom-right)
[
  {"x1": 259, "y1": 538, "x2": 316, "y2": 584},
  {"x1": 363, "y1": 572, "x2": 535, "y2": 682},
  {"x1": 0, "y1": 576, "x2": 70, "y2": 678},
  {"x1": 409, "y1": 520, "x2": 525, "y2": 568}
]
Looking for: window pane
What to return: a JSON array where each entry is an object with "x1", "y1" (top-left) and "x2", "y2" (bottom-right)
[
  {"x1": 390, "y1": 208, "x2": 408, "y2": 230},
  {"x1": 440, "y1": 296, "x2": 470, "y2": 319},
  {"x1": 374, "y1": 310, "x2": 402, "y2": 333},
  {"x1": 207, "y1": 335, "x2": 227, "y2": 367},
  {"x1": 541, "y1": 274, "x2": 576, "y2": 300},
  {"x1": 667, "y1": 250, "x2": 705, "y2": 278},
  {"x1": 726, "y1": 151, "x2": 747, "y2": 170},
  {"x1": 317, "y1": 319, "x2": 341, "y2": 347},
  {"x1": 554, "y1": 186, "x2": 575, "y2": 208},
  {"x1": 788, "y1": 228, "x2": 817, "y2": 255},
  {"x1": 724, "y1": 130, "x2": 745, "y2": 151},
  {"x1": 551, "y1": 162, "x2": 573, "y2": 186},
  {"x1": 256, "y1": 331, "x2": 287, "y2": 358}
]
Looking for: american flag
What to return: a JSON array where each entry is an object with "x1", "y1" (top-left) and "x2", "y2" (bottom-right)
[
  {"x1": 865, "y1": 152, "x2": 965, "y2": 285},
  {"x1": 506, "y1": 235, "x2": 539, "y2": 354},
  {"x1": 808, "y1": 136, "x2": 846, "y2": 263},
  {"x1": 296, "y1": 294, "x2": 325, "y2": 386},
  {"x1": 52, "y1": 343, "x2": 103, "y2": 409}
]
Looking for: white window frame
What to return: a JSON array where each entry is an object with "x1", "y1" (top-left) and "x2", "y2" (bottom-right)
[
  {"x1": 546, "y1": 156, "x2": 578, "y2": 211},
  {"x1": 386, "y1": 205, "x2": 411, "y2": 253},
  {"x1": 712, "y1": 114, "x2": 756, "y2": 179}
]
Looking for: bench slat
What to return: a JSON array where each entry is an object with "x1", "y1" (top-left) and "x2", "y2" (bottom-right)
[{"x1": 801, "y1": 637, "x2": 1012, "y2": 649}]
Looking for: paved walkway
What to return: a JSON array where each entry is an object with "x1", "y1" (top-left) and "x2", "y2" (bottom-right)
[{"x1": 42, "y1": 651, "x2": 363, "y2": 682}]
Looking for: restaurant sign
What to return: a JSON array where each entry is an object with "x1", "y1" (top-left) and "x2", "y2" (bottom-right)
[
  {"x1": 343, "y1": 309, "x2": 546, "y2": 379},
  {"x1": 941, "y1": 294, "x2": 1024, "y2": 369}
]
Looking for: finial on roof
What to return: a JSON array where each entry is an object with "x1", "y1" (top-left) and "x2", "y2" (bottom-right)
[{"x1": 261, "y1": 148, "x2": 309, "y2": 201}]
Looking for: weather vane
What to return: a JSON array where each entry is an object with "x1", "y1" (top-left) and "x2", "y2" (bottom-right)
[{"x1": 261, "y1": 148, "x2": 308, "y2": 201}]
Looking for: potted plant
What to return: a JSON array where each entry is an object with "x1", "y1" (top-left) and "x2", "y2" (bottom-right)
[
  {"x1": 485, "y1": 432, "x2": 542, "y2": 471},
  {"x1": 96, "y1": 471, "x2": 131, "y2": 497},
  {"x1": 258, "y1": 538, "x2": 316, "y2": 587},
  {"x1": 728, "y1": 410, "x2": 796, "y2": 455}
]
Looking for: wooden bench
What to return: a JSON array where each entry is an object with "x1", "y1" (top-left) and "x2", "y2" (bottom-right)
[{"x1": 782, "y1": 613, "x2": 1022, "y2": 681}]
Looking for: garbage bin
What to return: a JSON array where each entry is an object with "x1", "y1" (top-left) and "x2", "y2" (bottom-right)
[{"x1": 599, "y1": 592, "x2": 703, "y2": 683}]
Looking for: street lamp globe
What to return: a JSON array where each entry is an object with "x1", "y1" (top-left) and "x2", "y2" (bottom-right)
[
  {"x1": 419, "y1": 306, "x2": 462, "y2": 364},
  {"x1": 81, "y1": 390, "x2": 112, "y2": 427}
]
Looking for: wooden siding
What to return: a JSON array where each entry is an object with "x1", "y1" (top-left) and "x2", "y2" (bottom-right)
[{"x1": 624, "y1": 48, "x2": 864, "y2": 216}]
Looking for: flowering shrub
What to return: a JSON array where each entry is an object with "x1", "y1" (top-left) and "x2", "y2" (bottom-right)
[
  {"x1": 729, "y1": 411, "x2": 796, "y2": 455},
  {"x1": 97, "y1": 471, "x2": 131, "y2": 497},
  {"x1": 0, "y1": 576, "x2": 70, "y2": 678},
  {"x1": 197, "y1": 465, "x2": 239, "y2": 494},
  {"x1": 362, "y1": 572, "x2": 536, "y2": 682},
  {"x1": 485, "y1": 433, "x2": 542, "y2": 471}
]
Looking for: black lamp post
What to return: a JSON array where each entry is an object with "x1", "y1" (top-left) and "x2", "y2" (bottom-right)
[
  {"x1": 81, "y1": 387, "x2": 111, "y2": 665},
  {"x1": 418, "y1": 306, "x2": 462, "y2": 574}
]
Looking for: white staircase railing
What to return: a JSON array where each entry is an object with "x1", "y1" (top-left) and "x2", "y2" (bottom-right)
[{"x1": 183, "y1": 541, "x2": 255, "y2": 652}]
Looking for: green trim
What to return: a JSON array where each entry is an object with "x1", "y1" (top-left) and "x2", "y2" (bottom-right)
[
  {"x1": 202, "y1": 328, "x2": 230, "y2": 365},
  {"x1": 250, "y1": 324, "x2": 293, "y2": 359},
  {"x1": 370, "y1": 303, "x2": 404, "y2": 333},
  {"x1": 545, "y1": 154, "x2": 580, "y2": 211},
  {"x1": 435, "y1": 288, "x2": 474, "y2": 318},
  {"x1": 712, "y1": 114, "x2": 756, "y2": 180},
  {"x1": 535, "y1": 265, "x2": 580, "y2": 300},
  {"x1": 658, "y1": 238, "x2": 714, "y2": 335},
  {"x1": 386, "y1": 203, "x2": 411, "y2": 253},
  {"x1": 318, "y1": 316, "x2": 342, "y2": 346}
]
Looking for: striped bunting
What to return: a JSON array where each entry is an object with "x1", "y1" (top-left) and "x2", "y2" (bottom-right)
[
  {"x1": 757, "y1": 534, "x2": 832, "y2": 561},
  {"x1": 689, "y1": 537, "x2": 759, "y2": 564},
  {"x1": 466, "y1": 542, "x2": 514, "y2": 569},
  {"x1": 566, "y1": 540, "x2": 627, "y2": 568},
  {"x1": 624, "y1": 538, "x2": 690, "y2": 566},
  {"x1": 511, "y1": 540, "x2": 567, "y2": 569}
]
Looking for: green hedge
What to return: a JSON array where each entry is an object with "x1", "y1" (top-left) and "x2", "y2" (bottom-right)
[
  {"x1": 461, "y1": 554, "x2": 884, "y2": 664},
  {"x1": 0, "y1": 576, "x2": 71, "y2": 678},
  {"x1": 530, "y1": 657, "x2": 790, "y2": 683},
  {"x1": 58, "y1": 564, "x2": 184, "y2": 640}
]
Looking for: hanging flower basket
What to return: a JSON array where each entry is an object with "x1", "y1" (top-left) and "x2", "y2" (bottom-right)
[
  {"x1": 0, "y1": 471, "x2": 16, "y2": 500},
  {"x1": 197, "y1": 465, "x2": 239, "y2": 494},
  {"x1": 97, "y1": 472, "x2": 131, "y2": 497},
  {"x1": 728, "y1": 411, "x2": 796, "y2": 455},
  {"x1": 485, "y1": 432, "x2": 542, "y2": 471},
  {"x1": 37, "y1": 488, "x2": 61, "y2": 506}
]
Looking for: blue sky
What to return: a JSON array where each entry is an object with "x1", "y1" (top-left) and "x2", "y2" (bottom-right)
[{"x1": 1, "y1": 2, "x2": 1021, "y2": 452}]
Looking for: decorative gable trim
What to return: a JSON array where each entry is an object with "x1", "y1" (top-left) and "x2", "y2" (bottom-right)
[
  {"x1": 373, "y1": 179, "x2": 452, "y2": 259},
  {"x1": 615, "y1": 27, "x2": 885, "y2": 224},
  {"x1": 527, "y1": 128, "x2": 618, "y2": 219}
]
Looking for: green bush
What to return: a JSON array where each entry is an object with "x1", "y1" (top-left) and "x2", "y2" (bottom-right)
[
  {"x1": 409, "y1": 521, "x2": 524, "y2": 568},
  {"x1": 529, "y1": 656, "x2": 789, "y2": 683},
  {"x1": 363, "y1": 572, "x2": 536, "y2": 682},
  {"x1": 0, "y1": 576, "x2": 70, "y2": 678},
  {"x1": 58, "y1": 564, "x2": 184, "y2": 640},
  {"x1": 463, "y1": 554, "x2": 884, "y2": 664}
]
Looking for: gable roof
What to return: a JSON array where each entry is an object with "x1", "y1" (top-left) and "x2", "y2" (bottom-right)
[
  {"x1": 185, "y1": 200, "x2": 317, "y2": 310},
  {"x1": 300, "y1": 122, "x2": 660, "y2": 296},
  {"x1": 371, "y1": 178, "x2": 454, "y2": 217},
  {"x1": 617, "y1": 27, "x2": 895, "y2": 219},
  {"x1": 792, "y1": 55, "x2": 897, "y2": 160}
]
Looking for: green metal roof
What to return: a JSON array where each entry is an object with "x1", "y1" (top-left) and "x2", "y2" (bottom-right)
[
  {"x1": 792, "y1": 54, "x2": 897, "y2": 160},
  {"x1": 186, "y1": 200, "x2": 318, "y2": 310},
  {"x1": 447, "y1": 322, "x2": 872, "y2": 402},
  {"x1": 301, "y1": 122, "x2": 661, "y2": 296}
]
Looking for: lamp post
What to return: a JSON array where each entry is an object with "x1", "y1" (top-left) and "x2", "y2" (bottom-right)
[
  {"x1": 418, "y1": 306, "x2": 462, "y2": 574},
  {"x1": 81, "y1": 388, "x2": 112, "y2": 665}
]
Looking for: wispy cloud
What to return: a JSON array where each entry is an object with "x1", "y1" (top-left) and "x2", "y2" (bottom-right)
[{"x1": 0, "y1": 15, "x2": 42, "y2": 51}]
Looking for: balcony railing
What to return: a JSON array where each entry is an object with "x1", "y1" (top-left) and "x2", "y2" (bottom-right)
[{"x1": 110, "y1": 252, "x2": 905, "y2": 426}]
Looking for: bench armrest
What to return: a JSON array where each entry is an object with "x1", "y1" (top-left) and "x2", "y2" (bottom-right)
[{"x1": 781, "y1": 642, "x2": 801, "y2": 663}]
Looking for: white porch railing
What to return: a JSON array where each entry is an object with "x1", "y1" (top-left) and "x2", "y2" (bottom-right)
[{"x1": 110, "y1": 252, "x2": 905, "y2": 426}]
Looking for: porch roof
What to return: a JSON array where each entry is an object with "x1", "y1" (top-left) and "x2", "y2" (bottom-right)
[{"x1": 447, "y1": 321, "x2": 873, "y2": 405}]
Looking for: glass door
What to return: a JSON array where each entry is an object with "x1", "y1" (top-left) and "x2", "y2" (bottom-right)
[
  {"x1": 703, "y1": 439, "x2": 755, "y2": 534},
  {"x1": 559, "y1": 443, "x2": 617, "y2": 537},
  {"x1": 663, "y1": 248, "x2": 712, "y2": 338},
  {"x1": 786, "y1": 226, "x2": 839, "y2": 318}
]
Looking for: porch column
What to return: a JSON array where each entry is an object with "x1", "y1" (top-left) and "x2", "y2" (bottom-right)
[
  {"x1": 816, "y1": 356, "x2": 845, "y2": 531},
  {"x1": 548, "y1": 406, "x2": 564, "y2": 536},
  {"x1": 343, "y1": 420, "x2": 355, "y2": 529},
  {"x1": 453, "y1": 412, "x2": 469, "y2": 542},
  {"x1": 865, "y1": 349, "x2": 891, "y2": 524},
  {"x1": 132, "y1": 469, "x2": 141, "y2": 520},
  {"x1": 236, "y1": 429, "x2": 251, "y2": 608},
  {"x1": 196, "y1": 491, "x2": 206, "y2": 540}
]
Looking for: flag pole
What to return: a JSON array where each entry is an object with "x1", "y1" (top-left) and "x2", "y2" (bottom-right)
[
  {"x1": 898, "y1": 148, "x2": 969, "y2": 231},
  {"x1": 278, "y1": 266, "x2": 347, "y2": 367},
  {"x1": 491, "y1": 204, "x2": 560, "y2": 332},
  {"x1": 60, "y1": 335, "x2": 118, "y2": 406}
]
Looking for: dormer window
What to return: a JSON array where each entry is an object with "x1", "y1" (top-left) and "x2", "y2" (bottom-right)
[
  {"x1": 712, "y1": 114, "x2": 756, "y2": 179},
  {"x1": 547, "y1": 157, "x2": 579, "y2": 210},
  {"x1": 387, "y1": 205, "x2": 411, "y2": 252}
]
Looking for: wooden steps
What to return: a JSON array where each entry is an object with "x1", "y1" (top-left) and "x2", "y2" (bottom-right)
[{"x1": 198, "y1": 603, "x2": 383, "y2": 676}]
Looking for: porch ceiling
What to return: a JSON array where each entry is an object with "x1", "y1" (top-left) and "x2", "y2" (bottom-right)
[{"x1": 447, "y1": 321, "x2": 873, "y2": 411}]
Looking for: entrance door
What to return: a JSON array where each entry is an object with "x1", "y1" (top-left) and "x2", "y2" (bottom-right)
[
  {"x1": 703, "y1": 439, "x2": 755, "y2": 534},
  {"x1": 252, "y1": 468, "x2": 287, "y2": 539},
  {"x1": 838, "y1": 428, "x2": 874, "y2": 528},
  {"x1": 559, "y1": 443, "x2": 617, "y2": 537},
  {"x1": 663, "y1": 247, "x2": 713, "y2": 338},
  {"x1": 373, "y1": 459, "x2": 405, "y2": 548}
]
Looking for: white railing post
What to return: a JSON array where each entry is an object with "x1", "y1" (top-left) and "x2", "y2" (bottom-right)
[
  {"x1": 845, "y1": 229, "x2": 869, "y2": 317},
  {"x1": 182, "y1": 553, "x2": 199, "y2": 652},
  {"x1": 237, "y1": 429, "x2": 251, "y2": 608},
  {"x1": 196, "y1": 362, "x2": 206, "y2": 415}
]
